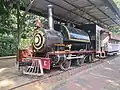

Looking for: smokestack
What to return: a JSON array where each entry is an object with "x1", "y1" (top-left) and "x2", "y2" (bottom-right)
[{"x1": 48, "y1": 5, "x2": 54, "y2": 30}]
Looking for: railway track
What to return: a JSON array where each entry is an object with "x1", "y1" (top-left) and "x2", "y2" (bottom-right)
[{"x1": 4, "y1": 55, "x2": 119, "y2": 90}]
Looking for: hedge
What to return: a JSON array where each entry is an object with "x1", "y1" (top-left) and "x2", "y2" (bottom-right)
[{"x1": 0, "y1": 34, "x2": 17, "y2": 56}]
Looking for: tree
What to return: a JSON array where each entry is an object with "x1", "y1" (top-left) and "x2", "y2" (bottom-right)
[
  {"x1": 113, "y1": 0, "x2": 120, "y2": 8},
  {"x1": 110, "y1": 0, "x2": 120, "y2": 34}
]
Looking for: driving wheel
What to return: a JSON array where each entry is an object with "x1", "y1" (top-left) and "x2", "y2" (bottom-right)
[{"x1": 60, "y1": 59, "x2": 71, "y2": 70}]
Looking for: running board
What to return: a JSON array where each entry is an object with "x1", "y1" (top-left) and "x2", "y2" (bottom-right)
[{"x1": 67, "y1": 55, "x2": 84, "y2": 60}]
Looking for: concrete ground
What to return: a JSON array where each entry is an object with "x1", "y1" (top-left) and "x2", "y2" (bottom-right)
[
  {"x1": 14, "y1": 56, "x2": 120, "y2": 90},
  {"x1": 55, "y1": 56, "x2": 120, "y2": 90},
  {"x1": 0, "y1": 58, "x2": 35, "y2": 90},
  {"x1": 0, "y1": 58, "x2": 16, "y2": 68},
  {"x1": 0, "y1": 56, "x2": 120, "y2": 90}
]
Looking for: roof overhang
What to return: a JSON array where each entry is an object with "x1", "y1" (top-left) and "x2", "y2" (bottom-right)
[{"x1": 23, "y1": 0, "x2": 120, "y2": 28}]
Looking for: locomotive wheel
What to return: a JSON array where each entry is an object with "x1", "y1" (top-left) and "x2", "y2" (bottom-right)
[
  {"x1": 88, "y1": 54, "x2": 95, "y2": 63},
  {"x1": 60, "y1": 59, "x2": 71, "y2": 71},
  {"x1": 76, "y1": 56, "x2": 86, "y2": 66}
]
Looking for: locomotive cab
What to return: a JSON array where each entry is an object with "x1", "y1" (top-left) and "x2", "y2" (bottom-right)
[{"x1": 54, "y1": 24, "x2": 91, "y2": 51}]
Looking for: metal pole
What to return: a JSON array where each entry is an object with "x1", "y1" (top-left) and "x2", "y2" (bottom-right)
[
  {"x1": 17, "y1": 9, "x2": 21, "y2": 50},
  {"x1": 16, "y1": 0, "x2": 21, "y2": 64}
]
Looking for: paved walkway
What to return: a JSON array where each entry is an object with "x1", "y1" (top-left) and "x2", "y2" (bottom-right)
[
  {"x1": 56, "y1": 57, "x2": 120, "y2": 90},
  {"x1": 14, "y1": 56, "x2": 120, "y2": 90}
]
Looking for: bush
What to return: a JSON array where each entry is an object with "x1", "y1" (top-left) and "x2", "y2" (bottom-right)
[
  {"x1": 21, "y1": 38, "x2": 32, "y2": 50},
  {"x1": 0, "y1": 34, "x2": 17, "y2": 56}
]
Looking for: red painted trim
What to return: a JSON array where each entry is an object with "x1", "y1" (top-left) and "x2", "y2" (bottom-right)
[{"x1": 47, "y1": 50, "x2": 96, "y2": 56}]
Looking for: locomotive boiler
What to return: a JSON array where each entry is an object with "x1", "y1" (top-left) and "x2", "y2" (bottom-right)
[
  {"x1": 33, "y1": 25, "x2": 91, "y2": 53},
  {"x1": 33, "y1": 28, "x2": 63, "y2": 53}
]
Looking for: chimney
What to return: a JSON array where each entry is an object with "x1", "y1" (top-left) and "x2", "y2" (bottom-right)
[{"x1": 48, "y1": 5, "x2": 54, "y2": 30}]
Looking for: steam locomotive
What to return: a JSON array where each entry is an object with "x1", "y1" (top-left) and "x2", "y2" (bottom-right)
[{"x1": 32, "y1": 23, "x2": 94, "y2": 70}]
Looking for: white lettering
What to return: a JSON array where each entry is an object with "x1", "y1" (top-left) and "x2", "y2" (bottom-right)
[{"x1": 44, "y1": 61, "x2": 47, "y2": 66}]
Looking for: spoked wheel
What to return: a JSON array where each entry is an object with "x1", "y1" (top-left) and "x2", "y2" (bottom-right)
[
  {"x1": 60, "y1": 59, "x2": 71, "y2": 71},
  {"x1": 76, "y1": 56, "x2": 86, "y2": 66},
  {"x1": 88, "y1": 54, "x2": 95, "y2": 63}
]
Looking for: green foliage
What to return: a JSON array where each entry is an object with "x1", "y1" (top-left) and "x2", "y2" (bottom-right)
[
  {"x1": 0, "y1": 0, "x2": 47, "y2": 56},
  {"x1": 113, "y1": 0, "x2": 120, "y2": 8},
  {"x1": 21, "y1": 38, "x2": 32, "y2": 49},
  {"x1": 0, "y1": 9, "x2": 17, "y2": 35},
  {"x1": 110, "y1": 26, "x2": 120, "y2": 34},
  {"x1": 0, "y1": 5, "x2": 18, "y2": 56},
  {"x1": 111, "y1": 0, "x2": 120, "y2": 34},
  {"x1": 0, "y1": 0, "x2": 12, "y2": 15},
  {"x1": 0, "y1": 34, "x2": 17, "y2": 56}
]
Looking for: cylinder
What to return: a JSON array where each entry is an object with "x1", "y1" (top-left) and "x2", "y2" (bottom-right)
[{"x1": 48, "y1": 5, "x2": 54, "y2": 30}]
